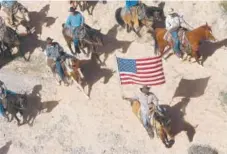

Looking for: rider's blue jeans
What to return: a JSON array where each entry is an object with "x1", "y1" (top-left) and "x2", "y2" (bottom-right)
[
  {"x1": 141, "y1": 112, "x2": 150, "y2": 129},
  {"x1": 0, "y1": 102, "x2": 4, "y2": 116},
  {"x1": 171, "y1": 31, "x2": 180, "y2": 53},
  {"x1": 0, "y1": 90, "x2": 16, "y2": 116},
  {"x1": 73, "y1": 39, "x2": 79, "y2": 48},
  {"x1": 55, "y1": 60, "x2": 64, "y2": 81}
]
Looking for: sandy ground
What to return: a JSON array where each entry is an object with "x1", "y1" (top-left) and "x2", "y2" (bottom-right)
[{"x1": 0, "y1": 1, "x2": 227, "y2": 154}]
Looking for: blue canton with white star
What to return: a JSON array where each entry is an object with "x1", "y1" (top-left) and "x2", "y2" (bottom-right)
[{"x1": 117, "y1": 57, "x2": 137, "y2": 73}]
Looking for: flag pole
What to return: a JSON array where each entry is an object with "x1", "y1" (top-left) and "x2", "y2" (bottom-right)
[{"x1": 114, "y1": 54, "x2": 124, "y2": 98}]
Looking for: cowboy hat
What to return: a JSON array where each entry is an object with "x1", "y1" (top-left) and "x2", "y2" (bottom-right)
[
  {"x1": 46, "y1": 37, "x2": 53, "y2": 41},
  {"x1": 46, "y1": 37, "x2": 53, "y2": 44},
  {"x1": 140, "y1": 85, "x2": 150, "y2": 93},
  {"x1": 69, "y1": 7, "x2": 76, "y2": 12},
  {"x1": 167, "y1": 8, "x2": 175, "y2": 15}
]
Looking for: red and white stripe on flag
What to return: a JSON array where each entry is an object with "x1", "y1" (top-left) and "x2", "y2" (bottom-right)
[{"x1": 116, "y1": 56, "x2": 165, "y2": 86}]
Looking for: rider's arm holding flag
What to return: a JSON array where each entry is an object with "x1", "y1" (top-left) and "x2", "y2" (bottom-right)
[{"x1": 122, "y1": 93, "x2": 139, "y2": 102}]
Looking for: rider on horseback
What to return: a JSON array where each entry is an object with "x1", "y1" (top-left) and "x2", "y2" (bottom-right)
[
  {"x1": 165, "y1": 8, "x2": 185, "y2": 58},
  {"x1": 44, "y1": 37, "x2": 69, "y2": 86},
  {"x1": 0, "y1": 0, "x2": 17, "y2": 26},
  {"x1": 0, "y1": 80, "x2": 16, "y2": 116},
  {"x1": 65, "y1": 7, "x2": 84, "y2": 54},
  {"x1": 124, "y1": 0, "x2": 140, "y2": 30},
  {"x1": 122, "y1": 85, "x2": 163, "y2": 137}
]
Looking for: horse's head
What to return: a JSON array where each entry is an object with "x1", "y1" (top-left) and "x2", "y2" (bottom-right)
[
  {"x1": 203, "y1": 22, "x2": 216, "y2": 41},
  {"x1": 18, "y1": 93, "x2": 27, "y2": 110},
  {"x1": 145, "y1": 4, "x2": 163, "y2": 22},
  {"x1": 153, "y1": 10, "x2": 163, "y2": 22}
]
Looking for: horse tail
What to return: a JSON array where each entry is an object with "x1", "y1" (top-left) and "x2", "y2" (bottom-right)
[{"x1": 115, "y1": 7, "x2": 125, "y2": 28}]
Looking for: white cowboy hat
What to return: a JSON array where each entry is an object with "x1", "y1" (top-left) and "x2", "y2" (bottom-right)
[
  {"x1": 167, "y1": 8, "x2": 175, "y2": 15},
  {"x1": 140, "y1": 85, "x2": 151, "y2": 93}
]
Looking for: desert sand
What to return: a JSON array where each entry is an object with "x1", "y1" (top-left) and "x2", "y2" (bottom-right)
[{"x1": 0, "y1": 1, "x2": 227, "y2": 154}]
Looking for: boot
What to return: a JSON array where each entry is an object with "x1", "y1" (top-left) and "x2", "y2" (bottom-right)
[
  {"x1": 146, "y1": 125, "x2": 154, "y2": 139},
  {"x1": 75, "y1": 46, "x2": 81, "y2": 54}
]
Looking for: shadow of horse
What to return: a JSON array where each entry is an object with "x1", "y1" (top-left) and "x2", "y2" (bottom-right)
[
  {"x1": 79, "y1": 0, "x2": 107, "y2": 15},
  {"x1": 199, "y1": 38, "x2": 227, "y2": 65},
  {"x1": 80, "y1": 55, "x2": 115, "y2": 97},
  {"x1": 161, "y1": 97, "x2": 197, "y2": 144},
  {"x1": 96, "y1": 24, "x2": 133, "y2": 64},
  {"x1": 20, "y1": 85, "x2": 59, "y2": 127},
  {"x1": 20, "y1": 4, "x2": 57, "y2": 60},
  {"x1": 0, "y1": 141, "x2": 12, "y2": 154},
  {"x1": 29, "y1": 4, "x2": 58, "y2": 36}
]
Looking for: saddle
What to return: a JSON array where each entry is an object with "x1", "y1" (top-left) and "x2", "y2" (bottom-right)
[{"x1": 64, "y1": 24, "x2": 96, "y2": 41}]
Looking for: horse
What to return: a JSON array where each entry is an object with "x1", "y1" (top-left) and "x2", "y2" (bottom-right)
[
  {"x1": 0, "y1": 26, "x2": 25, "y2": 60},
  {"x1": 61, "y1": 55, "x2": 90, "y2": 99},
  {"x1": 62, "y1": 23, "x2": 105, "y2": 65},
  {"x1": 115, "y1": 3, "x2": 164, "y2": 36},
  {"x1": 154, "y1": 23, "x2": 216, "y2": 66},
  {"x1": 3, "y1": 93, "x2": 28, "y2": 126},
  {"x1": 130, "y1": 100, "x2": 174, "y2": 148},
  {"x1": 152, "y1": 106, "x2": 175, "y2": 148},
  {"x1": 0, "y1": 2, "x2": 31, "y2": 34}
]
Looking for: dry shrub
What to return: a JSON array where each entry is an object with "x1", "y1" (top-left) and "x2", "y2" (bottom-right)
[
  {"x1": 188, "y1": 144, "x2": 218, "y2": 154},
  {"x1": 220, "y1": 1, "x2": 227, "y2": 12}
]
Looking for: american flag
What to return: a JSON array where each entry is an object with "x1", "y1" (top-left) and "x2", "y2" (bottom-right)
[{"x1": 116, "y1": 56, "x2": 165, "y2": 86}]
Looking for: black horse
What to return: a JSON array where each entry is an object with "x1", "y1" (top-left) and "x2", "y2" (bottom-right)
[
  {"x1": 0, "y1": 26, "x2": 26, "y2": 60},
  {"x1": 3, "y1": 93, "x2": 27, "y2": 126}
]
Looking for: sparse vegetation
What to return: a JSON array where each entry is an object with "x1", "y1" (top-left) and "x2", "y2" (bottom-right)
[
  {"x1": 188, "y1": 144, "x2": 218, "y2": 154},
  {"x1": 218, "y1": 91, "x2": 227, "y2": 113},
  {"x1": 219, "y1": 1, "x2": 227, "y2": 12}
]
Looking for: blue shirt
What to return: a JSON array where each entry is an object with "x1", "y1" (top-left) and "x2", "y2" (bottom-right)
[
  {"x1": 65, "y1": 12, "x2": 84, "y2": 28},
  {"x1": 0, "y1": 0, "x2": 16, "y2": 8},
  {"x1": 125, "y1": 0, "x2": 138, "y2": 9}
]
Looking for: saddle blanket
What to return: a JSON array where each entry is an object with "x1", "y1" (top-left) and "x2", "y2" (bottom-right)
[{"x1": 163, "y1": 29, "x2": 187, "y2": 45}]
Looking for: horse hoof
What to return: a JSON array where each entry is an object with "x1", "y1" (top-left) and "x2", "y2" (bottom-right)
[{"x1": 199, "y1": 65, "x2": 204, "y2": 68}]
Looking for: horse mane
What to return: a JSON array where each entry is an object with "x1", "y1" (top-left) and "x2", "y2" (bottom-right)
[{"x1": 201, "y1": 24, "x2": 212, "y2": 31}]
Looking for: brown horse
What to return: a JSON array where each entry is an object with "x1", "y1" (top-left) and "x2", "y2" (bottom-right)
[
  {"x1": 154, "y1": 23, "x2": 216, "y2": 66},
  {"x1": 115, "y1": 3, "x2": 164, "y2": 36},
  {"x1": 62, "y1": 23, "x2": 105, "y2": 65},
  {"x1": 131, "y1": 100, "x2": 174, "y2": 148},
  {"x1": 62, "y1": 56, "x2": 90, "y2": 99}
]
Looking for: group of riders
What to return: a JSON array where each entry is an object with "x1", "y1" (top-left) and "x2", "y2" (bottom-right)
[{"x1": 0, "y1": 0, "x2": 188, "y2": 140}]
